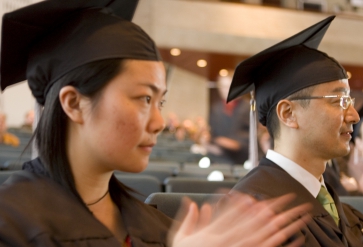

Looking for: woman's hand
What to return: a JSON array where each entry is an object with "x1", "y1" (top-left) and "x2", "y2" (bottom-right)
[{"x1": 170, "y1": 193, "x2": 311, "y2": 247}]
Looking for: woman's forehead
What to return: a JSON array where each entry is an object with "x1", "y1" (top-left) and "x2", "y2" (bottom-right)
[
  {"x1": 115, "y1": 60, "x2": 166, "y2": 91},
  {"x1": 127, "y1": 59, "x2": 164, "y2": 74},
  {"x1": 124, "y1": 59, "x2": 164, "y2": 72}
]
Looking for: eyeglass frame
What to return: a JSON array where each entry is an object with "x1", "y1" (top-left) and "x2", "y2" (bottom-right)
[{"x1": 288, "y1": 95, "x2": 355, "y2": 110}]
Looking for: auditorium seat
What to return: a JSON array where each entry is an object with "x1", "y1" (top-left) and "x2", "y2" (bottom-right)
[
  {"x1": 0, "y1": 171, "x2": 16, "y2": 184},
  {"x1": 114, "y1": 173, "x2": 162, "y2": 201},
  {"x1": 116, "y1": 166, "x2": 175, "y2": 184},
  {"x1": 1, "y1": 158, "x2": 30, "y2": 170},
  {"x1": 340, "y1": 196, "x2": 363, "y2": 214},
  {"x1": 164, "y1": 177, "x2": 237, "y2": 193}
]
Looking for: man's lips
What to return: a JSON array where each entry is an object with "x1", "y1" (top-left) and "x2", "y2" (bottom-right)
[{"x1": 340, "y1": 130, "x2": 352, "y2": 138}]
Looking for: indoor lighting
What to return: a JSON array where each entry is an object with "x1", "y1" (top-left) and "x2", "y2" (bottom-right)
[
  {"x1": 170, "y1": 48, "x2": 181, "y2": 56},
  {"x1": 219, "y1": 69, "x2": 229, "y2": 77},
  {"x1": 198, "y1": 157, "x2": 211, "y2": 168},
  {"x1": 197, "y1": 59, "x2": 207, "y2": 68},
  {"x1": 207, "y1": 170, "x2": 224, "y2": 181}
]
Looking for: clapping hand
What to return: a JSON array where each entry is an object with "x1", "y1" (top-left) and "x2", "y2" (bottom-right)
[{"x1": 170, "y1": 193, "x2": 311, "y2": 247}]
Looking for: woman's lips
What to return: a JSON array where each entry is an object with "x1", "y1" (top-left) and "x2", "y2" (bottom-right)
[{"x1": 139, "y1": 143, "x2": 155, "y2": 153}]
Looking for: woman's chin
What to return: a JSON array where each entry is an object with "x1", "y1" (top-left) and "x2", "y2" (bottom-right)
[{"x1": 119, "y1": 161, "x2": 149, "y2": 174}]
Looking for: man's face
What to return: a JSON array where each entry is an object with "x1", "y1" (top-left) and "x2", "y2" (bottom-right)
[{"x1": 295, "y1": 80, "x2": 359, "y2": 160}]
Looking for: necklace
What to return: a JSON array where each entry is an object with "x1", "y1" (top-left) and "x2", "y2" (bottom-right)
[{"x1": 86, "y1": 190, "x2": 109, "y2": 206}]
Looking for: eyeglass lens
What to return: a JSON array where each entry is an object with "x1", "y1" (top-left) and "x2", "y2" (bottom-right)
[{"x1": 341, "y1": 96, "x2": 355, "y2": 109}]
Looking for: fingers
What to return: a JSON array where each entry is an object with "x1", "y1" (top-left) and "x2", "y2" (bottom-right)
[
  {"x1": 171, "y1": 192, "x2": 311, "y2": 247},
  {"x1": 257, "y1": 201, "x2": 311, "y2": 233},
  {"x1": 258, "y1": 194, "x2": 297, "y2": 215},
  {"x1": 174, "y1": 197, "x2": 193, "y2": 223},
  {"x1": 170, "y1": 199, "x2": 199, "y2": 245},
  {"x1": 259, "y1": 211, "x2": 311, "y2": 247},
  {"x1": 213, "y1": 192, "x2": 256, "y2": 223},
  {"x1": 232, "y1": 194, "x2": 307, "y2": 231},
  {"x1": 220, "y1": 193, "x2": 311, "y2": 247},
  {"x1": 176, "y1": 201, "x2": 199, "y2": 236},
  {"x1": 196, "y1": 203, "x2": 213, "y2": 231},
  {"x1": 284, "y1": 236, "x2": 305, "y2": 247}
]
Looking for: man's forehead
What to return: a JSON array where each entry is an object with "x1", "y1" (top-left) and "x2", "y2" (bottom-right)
[{"x1": 315, "y1": 79, "x2": 350, "y2": 94}]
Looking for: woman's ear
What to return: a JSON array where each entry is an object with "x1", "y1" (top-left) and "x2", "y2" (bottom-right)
[
  {"x1": 59, "y1": 86, "x2": 85, "y2": 124},
  {"x1": 276, "y1": 100, "x2": 299, "y2": 129}
]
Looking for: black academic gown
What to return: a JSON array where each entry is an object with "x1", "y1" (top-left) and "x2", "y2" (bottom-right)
[
  {"x1": 0, "y1": 159, "x2": 172, "y2": 247},
  {"x1": 232, "y1": 158, "x2": 363, "y2": 247},
  {"x1": 323, "y1": 159, "x2": 349, "y2": 196}
]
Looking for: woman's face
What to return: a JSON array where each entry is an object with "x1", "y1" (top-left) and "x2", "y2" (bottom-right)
[{"x1": 81, "y1": 59, "x2": 167, "y2": 173}]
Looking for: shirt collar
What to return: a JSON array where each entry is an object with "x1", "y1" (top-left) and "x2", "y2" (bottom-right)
[{"x1": 266, "y1": 149, "x2": 326, "y2": 198}]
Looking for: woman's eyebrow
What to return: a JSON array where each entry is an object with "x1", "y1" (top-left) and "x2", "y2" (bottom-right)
[{"x1": 139, "y1": 83, "x2": 167, "y2": 95}]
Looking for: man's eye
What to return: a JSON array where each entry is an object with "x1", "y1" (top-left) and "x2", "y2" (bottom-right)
[
  {"x1": 145, "y1": 96, "x2": 151, "y2": 103},
  {"x1": 331, "y1": 98, "x2": 340, "y2": 104}
]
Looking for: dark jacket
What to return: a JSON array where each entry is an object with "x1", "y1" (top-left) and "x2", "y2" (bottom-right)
[
  {"x1": 323, "y1": 159, "x2": 349, "y2": 196},
  {"x1": 232, "y1": 157, "x2": 363, "y2": 247},
  {"x1": 0, "y1": 158, "x2": 172, "y2": 246},
  {"x1": 209, "y1": 98, "x2": 250, "y2": 164}
]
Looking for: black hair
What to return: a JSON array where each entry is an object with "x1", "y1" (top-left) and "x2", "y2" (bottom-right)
[
  {"x1": 266, "y1": 105, "x2": 279, "y2": 141},
  {"x1": 266, "y1": 85, "x2": 315, "y2": 140},
  {"x1": 34, "y1": 58, "x2": 132, "y2": 202}
]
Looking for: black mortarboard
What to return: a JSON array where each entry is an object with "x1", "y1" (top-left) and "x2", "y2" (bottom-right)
[
  {"x1": 227, "y1": 16, "x2": 347, "y2": 126},
  {"x1": 1, "y1": 0, "x2": 161, "y2": 105}
]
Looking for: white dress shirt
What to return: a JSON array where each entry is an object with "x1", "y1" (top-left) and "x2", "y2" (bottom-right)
[{"x1": 266, "y1": 149, "x2": 326, "y2": 198}]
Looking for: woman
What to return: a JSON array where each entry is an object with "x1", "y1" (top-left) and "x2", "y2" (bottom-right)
[{"x1": 0, "y1": 1, "x2": 310, "y2": 246}]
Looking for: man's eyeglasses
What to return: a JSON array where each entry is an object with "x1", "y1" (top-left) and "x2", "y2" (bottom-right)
[{"x1": 289, "y1": 95, "x2": 355, "y2": 110}]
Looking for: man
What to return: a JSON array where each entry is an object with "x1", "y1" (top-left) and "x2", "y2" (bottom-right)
[
  {"x1": 208, "y1": 70, "x2": 250, "y2": 165},
  {"x1": 227, "y1": 16, "x2": 363, "y2": 246}
]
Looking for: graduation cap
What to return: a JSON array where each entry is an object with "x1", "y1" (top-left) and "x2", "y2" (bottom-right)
[
  {"x1": 227, "y1": 16, "x2": 347, "y2": 126},
  {"x1": 0, "y1": 0, "x2": 161, "y2": 105}
]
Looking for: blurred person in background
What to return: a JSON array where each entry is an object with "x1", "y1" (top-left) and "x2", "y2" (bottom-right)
[
  {"x1": 0, "y1": 112, "x2": 19, "y2": 147},
  {"x1": 207, "y1": 70, "x2": 250, "y2": 165},
  {"x1": 20, "y1": 109, "x2": 35, "y2": 133}
]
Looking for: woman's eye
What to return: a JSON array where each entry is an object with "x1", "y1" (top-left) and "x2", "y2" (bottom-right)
[
  {"x1": 159, "y1": 100, "x2": 166, "y2": 108},
  {"x1": 145, "y1": 96, "x2": 151, "y2": 104}
]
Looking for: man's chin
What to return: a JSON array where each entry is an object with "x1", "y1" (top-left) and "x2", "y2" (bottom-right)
[{"x1": 336, "y1": 146, "x2": 351, "y2": 158}]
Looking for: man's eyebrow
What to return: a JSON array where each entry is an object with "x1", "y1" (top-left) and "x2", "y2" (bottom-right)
[
  {"x1": 331, "y1": 87, "x2": 349, "y2": 94},
  {"x1": 139, "y1": 83, "x2": 167, "y2": 95}
]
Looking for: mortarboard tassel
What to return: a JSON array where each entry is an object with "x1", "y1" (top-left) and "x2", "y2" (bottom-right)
[{"x1": 249, "y1": 90, "x2": 258, "y2": 168}]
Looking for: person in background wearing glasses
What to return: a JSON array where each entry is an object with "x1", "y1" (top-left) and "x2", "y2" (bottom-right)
[{"x1": 226, "y1": 16, "x2": 363, "y2": 246}]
